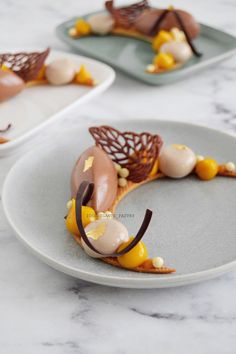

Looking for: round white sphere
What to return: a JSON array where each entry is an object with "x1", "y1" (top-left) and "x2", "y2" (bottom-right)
[
  {"x1": 82, "y1": 219, "x2": 129, "y2": 258},
  {"x1": 45, "y1": 58, "x2": 76, "y2": 85},
  {"x1": 87, "y1": 13, "x2": 114, "y2": 35},
  {"x1": 160, "y1": 41, "x2": 192, "y2": 63},
  {"x1": 159, "y1": 144, "x2": 196, "y2": 178}
]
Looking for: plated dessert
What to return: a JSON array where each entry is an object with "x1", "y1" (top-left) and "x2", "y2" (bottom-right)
[
  {"x1": 65, "y1": 125, "x2": 236, "y2": 274},
  {"x1": 0, "y1": 48, "x2": 97, "y2": 144},
  {"x1": 68, "y1": 0, "x2": 201, "y2": 74}
]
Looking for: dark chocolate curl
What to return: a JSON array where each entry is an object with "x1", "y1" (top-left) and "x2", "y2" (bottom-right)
[
  {"x1": 150, "y1": 8, "x2": 201, "y2": 57},
  {"x1": 0, "y1": 123, "x2": 11, "y2": 133},
  {"x1": 82, "y1": 182, "x2": 94, "y2": 206},
  {"x1": 173, "y1": 10, "x2": 202, "y2": 57},
  {"x1": 149, "y1": 9, "x2": 169, "y2": 36},
  {"x1": 75, "y1": 181, "x2": 153, "y2": 257}
]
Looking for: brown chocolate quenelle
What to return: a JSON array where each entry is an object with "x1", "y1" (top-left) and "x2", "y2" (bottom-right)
[
  {"x1": 71, "y1": 146, "x2": 118, "y2": 212},
  {"x1": 0, "y1": 69, "x2": 25, "y2": 102}
]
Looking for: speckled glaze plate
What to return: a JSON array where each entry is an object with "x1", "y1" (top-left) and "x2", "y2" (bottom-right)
[
  {"x1": 2, "y1": 120, "x2": 236, "y2": 288},
  {"x1": 56, "y1": 12, "x2": 236, "y2": 85}
]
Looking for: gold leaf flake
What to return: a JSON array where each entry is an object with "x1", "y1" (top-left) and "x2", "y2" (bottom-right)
[
  {"x1": 83, "y1": 156, "x2": 94, "y2": 172},
  {"x1": 172, "y1": 144, "x2": 188, "y2": 150},
  {"x1": 86, "y1": 222, "x2": 106, "y2": 240}
]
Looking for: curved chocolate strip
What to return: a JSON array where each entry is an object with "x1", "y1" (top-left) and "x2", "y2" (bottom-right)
[
  {"x1": 149, "y1": 9, "x2": 201, "y2": 57},
  {"x1": 82, "y1": 182, "x2": 94, "y2": 206},
  {"x1": 149, "y1": 9, "x2": 169, "y2": 36},
  {"x1": 0, "y1": 123, "x2": 11, "y2": 133},
  {"x1": 75, "y1": 181, "x2": 153, "y2": 257},
  {"x1": 173, "y1": 10, "x2": 202, "y2": 57}
]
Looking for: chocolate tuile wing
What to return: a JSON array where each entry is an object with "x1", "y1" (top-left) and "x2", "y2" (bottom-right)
[
  {"x1": 89, "y1": 125, "x2": 163, "y2": 183},
  {"x1": 0, "y1": 48, "x2": 50, "y2": 82},
  {"x1": 105, "y1": 0, "x2": 149, "y2": 28}
]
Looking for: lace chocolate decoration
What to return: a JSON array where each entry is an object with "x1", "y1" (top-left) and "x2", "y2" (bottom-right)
[
  {"x1": 89, "y1": 125, "x2": 163, "y2": 183},
  {"x1": 0, "y1": 48, "x2": 50, "y2": 82}
]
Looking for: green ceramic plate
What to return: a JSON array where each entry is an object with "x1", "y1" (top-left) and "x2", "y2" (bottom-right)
[{"x1": 56, "y1": 12, "x2": 236, "y2": 85}]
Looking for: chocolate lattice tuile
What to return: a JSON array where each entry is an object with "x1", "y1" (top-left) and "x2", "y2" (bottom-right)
[
  {"x1": 89, "y1": 125, "x2": 163, "y2": 183},
  {"x1": 106, "y1": 0, "x2": 149, "y2": 28},
  {"x1": 0, "y1": 48, "x2": 50, "y2": 82}
]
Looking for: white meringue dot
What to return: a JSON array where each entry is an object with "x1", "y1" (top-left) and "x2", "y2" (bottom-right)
[
  {"x1": 118, "y1": 177, "x2": 128, "y2": 187},
  {"x1": 66, "y1": 200, "x2": 72, "y2": 210},
  {"x1": 114, "y1": 162, "x2": 122, "y2": 172},
  {"x1": 196, "y1": 155, "x2": 204, "y2": 162},
  {"x1": 225, "y1": 162, "x2": 235, "y2": 172},
  {"x1": 119, "y1": 167, "x2": 129, "y2": 178},
  {"x1": 152, "y1": 257, "x2": 164, "y2": 268}
]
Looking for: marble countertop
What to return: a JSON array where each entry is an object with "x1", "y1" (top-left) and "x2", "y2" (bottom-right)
[{"x1": 1, "y1": 0, "x2": 236, "y2": 353}]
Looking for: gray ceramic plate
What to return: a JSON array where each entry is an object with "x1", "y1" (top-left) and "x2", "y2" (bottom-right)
[
  {"x1": 3, "y1": 120, "x2": 236, "y2": 288},
  {"x1": 56, "y1": 12, "x2": 236, "y2": 85}
]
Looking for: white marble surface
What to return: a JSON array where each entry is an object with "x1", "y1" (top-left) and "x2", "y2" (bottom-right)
[{"x1": 1, "y1": 0, "x2": 236, "y2": 353}]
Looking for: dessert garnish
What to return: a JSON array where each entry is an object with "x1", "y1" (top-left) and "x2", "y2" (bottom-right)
[
  {"x1": 89, "y1": 125, "x2": 163, "y2": 182},
  {"x1": 0, "y1": 48, "x2": 97, "y2": 104},
  {"x1": 0, "y1": 48, "x2": 50, "y2": 82},
  {"x1": 0, "y1": 123, "x2": 11, "y2": 144},
  {"x1": 75, "y1": 181, "x2": 152, "y2": 258},
  {"x1": 0, "y1": 137, "x2": 9, "y2": 144},
  {"x1": 65, "y1": 125, "x2": 236, "y2": 274},
  {"x1": 69, "y1": 0, "x2": 201, "y2": 74},
  {"x1": 0, "y1": 123, "x2": 11, "y2": 133}
]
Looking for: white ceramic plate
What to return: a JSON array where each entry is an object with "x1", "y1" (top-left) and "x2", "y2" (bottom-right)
[
  {"x1": 0, "y1": 49, "x2": 115, "y2": 156},
  {"x1": 3, "y1": 120, "x2": 236, "y2": 288}
]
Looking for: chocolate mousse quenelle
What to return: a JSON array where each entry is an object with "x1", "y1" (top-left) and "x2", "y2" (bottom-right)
[
  {"x1": 0, "y1": 69, "x2": 25, "y2": 102},
  {"x1": 71, "y1": 145, "x2": 118, "y2": 212}
]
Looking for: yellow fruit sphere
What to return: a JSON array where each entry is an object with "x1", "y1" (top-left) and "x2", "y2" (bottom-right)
[
  {"x1": 75, "y1": 65, "x2": 92, "y2": 85},
  {"x1": 153, "y1": 53, "x2": 175, "y2": 69},
  {"x1": 117, "y1": 237, "x2": 148, "y2": 268},
  {"x1": 195, "y1": 158, "x2": 218, "y2": 180},
  {"x1": 152, "y1": 30, "x2": 173, "y2": 52},
  {"x1": 75, "y1": 19, "x2": 91, "y2": 35},
  {"x1": 65, "y1": 199, "x2": 96, "y2": 235}
]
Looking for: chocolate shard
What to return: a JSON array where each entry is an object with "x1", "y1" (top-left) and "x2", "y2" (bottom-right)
[
  {"x1": 0, "y1": 48, "x2": 50, "y2": 82},
  {"x1": 105, "y1": 0, "x2": 149, "y2": 28},
  {"x1": 89, "y1": 126, "x2": 163, "y2": 183}
]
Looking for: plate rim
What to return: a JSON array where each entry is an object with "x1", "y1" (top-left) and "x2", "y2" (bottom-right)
[
  {"x1": 0, "y1": 48, "x2": 115, "y2": 156},
  {"x1": 2, "y1": 119, "x2": 236, "y2": 288},
  {"x1": 56, "y1": 13, "x2": 236, "y2": 85}
]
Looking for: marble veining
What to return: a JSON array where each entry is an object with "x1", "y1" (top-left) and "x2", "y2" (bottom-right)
[{"x1": 0, "y1": 0, "x2": 236, "y2": 353}]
